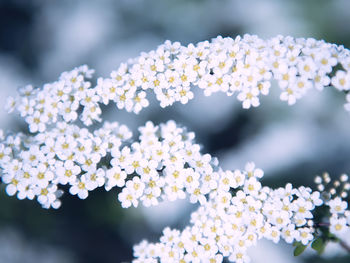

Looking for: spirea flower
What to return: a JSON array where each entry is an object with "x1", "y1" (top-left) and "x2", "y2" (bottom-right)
[
  {"x1": 5, "y1": 35, "x2": 350, "y2": 133},
  {"x1": 1, "y1": 35, "x2": 350, "y2": 263}
]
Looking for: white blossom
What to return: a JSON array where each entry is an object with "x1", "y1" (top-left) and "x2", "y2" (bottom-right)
[{"x1": 1, "y1": 35, "x2": 350, "y2": 263}]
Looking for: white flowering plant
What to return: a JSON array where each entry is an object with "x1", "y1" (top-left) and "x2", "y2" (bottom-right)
[{"x1": 1, "y1": 34, "x2": 350, "y2": 262}]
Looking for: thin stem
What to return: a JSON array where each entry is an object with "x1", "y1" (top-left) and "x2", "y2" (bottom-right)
[
  {"x1": 315, "y1": 222, "x2": 330, "y2": 227},
  {"x1": 339, "y1": 239, "x2": 350, "y2": 253},
  {"x1": 315, "y1": 222, "x2": 350, "y2": 253}
]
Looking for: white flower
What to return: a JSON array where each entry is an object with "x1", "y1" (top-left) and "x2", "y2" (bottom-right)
[
  {"x1": 215, "y1": 192, "x2": 232, "y2": 208},
  {"x1": 275, "y1": 67, "x2": 297, "y2": 88},
  {"x1": 69, "y1": 177, "x2": 89, "y2": 199},
  {"x1": 63, "y1": 101, "x2": 79, "y2": 120},
  {"x1": 111, "y1": 146, "x2": 131, "y2": 170},
  {"x1": 243, "y1": 177, "x2": 261, "y2": 196},
  {"x1": 125, "y1": 176, "x2": 145, "y2": 198},
  {"x1": 17, "y1": 97, "x2": 35, "y2": 117},
  {"x1": 188, "y1": 186, "x2": 206, "y2": 204},
  {"x1": 328, "y1": 197, "x2": 348, "y2": 214},
  {"x1": 143, "y1": 173, "x2": 164, "y2": 197},
  {"x1": 312, "y1": 70, "x2": 330, "y2": 91},
  {"x1": 201, "y1": 170, "x2": 219, "y2": 191},
  {"x1": 330, "y1": 216, "x2": 348, "y2": 235},
  {"x1": 228, "y1": 249, "x2": 249, "y2": 263},
  {"x1": 35, "y1": 184, "x2": 61, "y2": 208},
  {"x1": 26, "y1": 111, "x2": 49, "y2": 133},
  {"x1": 203, "y1": 254, "x2": 223, "y2": 263},
  {"x1": 118, "y1": 187, "x2": 138, "y2": 208},
  {"x1": 74, "y1": 138, "x2": 92, "y2": 159},
  {"x1": 151, "y1": 143, "x2": 170, "y2": 164},
  {"x1": 183, "y1": 168, "x2": 200, "y2": 190},
  {"x1": 292, "y1": 77, "x2": 312, "y2": 96},
  {"x1": 309, "y1": 191, "x2": 323, "y2": 206},
  {"x1": 91, "y1": 137, "x2": 108, "y2": 157},
  {"x1": 296, "y1": 227, "x2": 313, "y2": 245},
  {"x1": 96, "y1": 78, "x2": 116, "y2": 104},
  {"x1": 270, "y1": 57, "x2": 288, "y2": 74},
  {"x1": 116, "y1": 124, "x2": 133, "y2": 141},
  {"x1": 281, "y1": 224, "x2": 298, "y2": 244},
  {"x1": 297, "y1": 57, "x2": 317, "y2": 79},
  {"x1": 184, "y1": 244, "x2": 204, "y2": 263},
  {"x1": 244, "y1": 211, "x2": 263, "y2": 231},
  {"x1": 81, "y1": 103, "x2": 102, "y2": 125},
  {"x1": 174, "y1": 85, "x2": 194, "y2": 104},
  {"x1": 80, "y1": 152, "x2": 100, "y2": 172},
  {"x1": 56, "y1": 160, "x2": 81, "y2": 185},
  {"x1": 3, "y1": 35, "x2": 350, "y2": 263},
  {"x1": 164, "y1": 181, "x2": 186, "y2": 201},
  {"x1": 267, "y1": 226, "x2": 281, "y2": 243},
  {"x1": 280, "y1": 85, "x2": 300, "y2": 105},
  {"x1": 80, "y1": 89, "x2": 100, "y2": 106},
  {"x1": 105, "y1": 167, "x2": 127, "y2": 191},
  {"x1": 55, "y1": 135, "x2": 77, "y2": 160},
  {"x1": 244, "y1": 162, "x2": 264, "y2": 179},
  {"x1": 0, "y1": 144, "x2": 11, "y2": 164},
  {"x1": 189, "y1": 154, "x2": 211, "y2": 173},
  {"x1": 84, "y1": 168, "x2": 105, "y2": 191},
  {"x1": 17, "y1": 182, "x2": 35, "y2": 200},
  {"x1": 31, "y1": 163, "x2": 54, "y2": 188},
  {"x1": 4, "y1": 175, "x2": 20, "y2": 196},
  {"x1": 237, "y1": 87, "x2": 260, "y2": 109},
  {"x1": 332, "y1": 70, "x2": 350, "y2": 91},
  {"x1": 5, "y1": 96, "x2": 16, "y2": 113},
  {"x1": 218, "y1": 170, "x2": 235, "y2": 191},
  {"x1": 131, "y1": 91, "x2": 149, "y2": 114},
  {"x1": 160, "y1": 227, "x2": 180, "y2": 246},
  {"x1": 125, "y1": 152, "x2": 143, "y2": 175},
  {"x1": 315, "y1": 50, "x2": 337, "y2": 73},
  {"x1": 271, "y1": 210, "x2": 291, "y2": 229},
  {"x1": 292, "y1": 198, "x2": 313, "y2": 219},
  {"x1": 257, "y1": 81, "x2": 271, "y2": 95},
  {"x1": 141, "y1": 191, "x2": 159, "y2": 207}
]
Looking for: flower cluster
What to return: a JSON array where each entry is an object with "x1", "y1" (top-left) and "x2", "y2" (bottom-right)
[
  {"x1": 133, "y1": 164, "x2": 349, "y2": 263},
  {"x1": 5, "y1": 65, "x2": 97, "y2": 132},
  {"x1": 314, "y1": 173, "x2": 350, "y2": 236},
  {"x1": 115, "y1": 120, "x2": 220, "y2": 208},
  {"x1": 0, "y1": 121, "x2": 130, "y2": 208},
  {"x1": 328, "y1": 196, "x2": 349, "y2": 236},
  {"x1": 1, "y1": 35, "x2": 350, "y2": 262},
  {"x1": 0, "y1": 119, "x2": 222, "y2": 209},
  {"x1": 5, "y1": 35, "x2": 350, "y2": 133}
]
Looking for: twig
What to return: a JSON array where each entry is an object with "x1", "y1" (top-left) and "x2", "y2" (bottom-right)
[
  {"x1": 315, "y1": 222, "x2": 330, "y2": 227},
  {"x1": 339, "y1": 239, "x2": 350, "y2": 253},
  {"x1": 315, "y1": 222, "x2": 350, "y2": 253}
]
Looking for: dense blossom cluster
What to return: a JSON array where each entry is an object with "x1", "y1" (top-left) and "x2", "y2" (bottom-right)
[
  {"x1": 0, "y1": 121, "x2": 130, "y2": 208},
  {"x1": 6, "y1": 65, "x2": 96, "y2": 132},
  {"x1": 133, "y1": 169, "x2": 350, "y2": 263},
  {"x1": 1, "y1": 35, "x2": 350, "y2": 262},
  {"x1": 5, "y1": 35, "x2": 350, "y2": 132},
  {"x1": 0, "y1": 120, "x2": 222, "y2": 209}
]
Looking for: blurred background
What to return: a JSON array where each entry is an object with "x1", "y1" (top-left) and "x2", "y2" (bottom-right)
[{"x1": 1, "y1": 0, "x2": 350, "y2": 262}]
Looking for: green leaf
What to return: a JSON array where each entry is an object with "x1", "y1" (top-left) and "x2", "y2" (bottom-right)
[
  {"x1": 294, "y1": 244, "x2": 307, "y2": 256},
  {"x1": 311, "y1": 238, "x2": 325, "y2": 254},
  {"x1": 293, "y1": 241, "x2": 301, "y2": 247}
]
